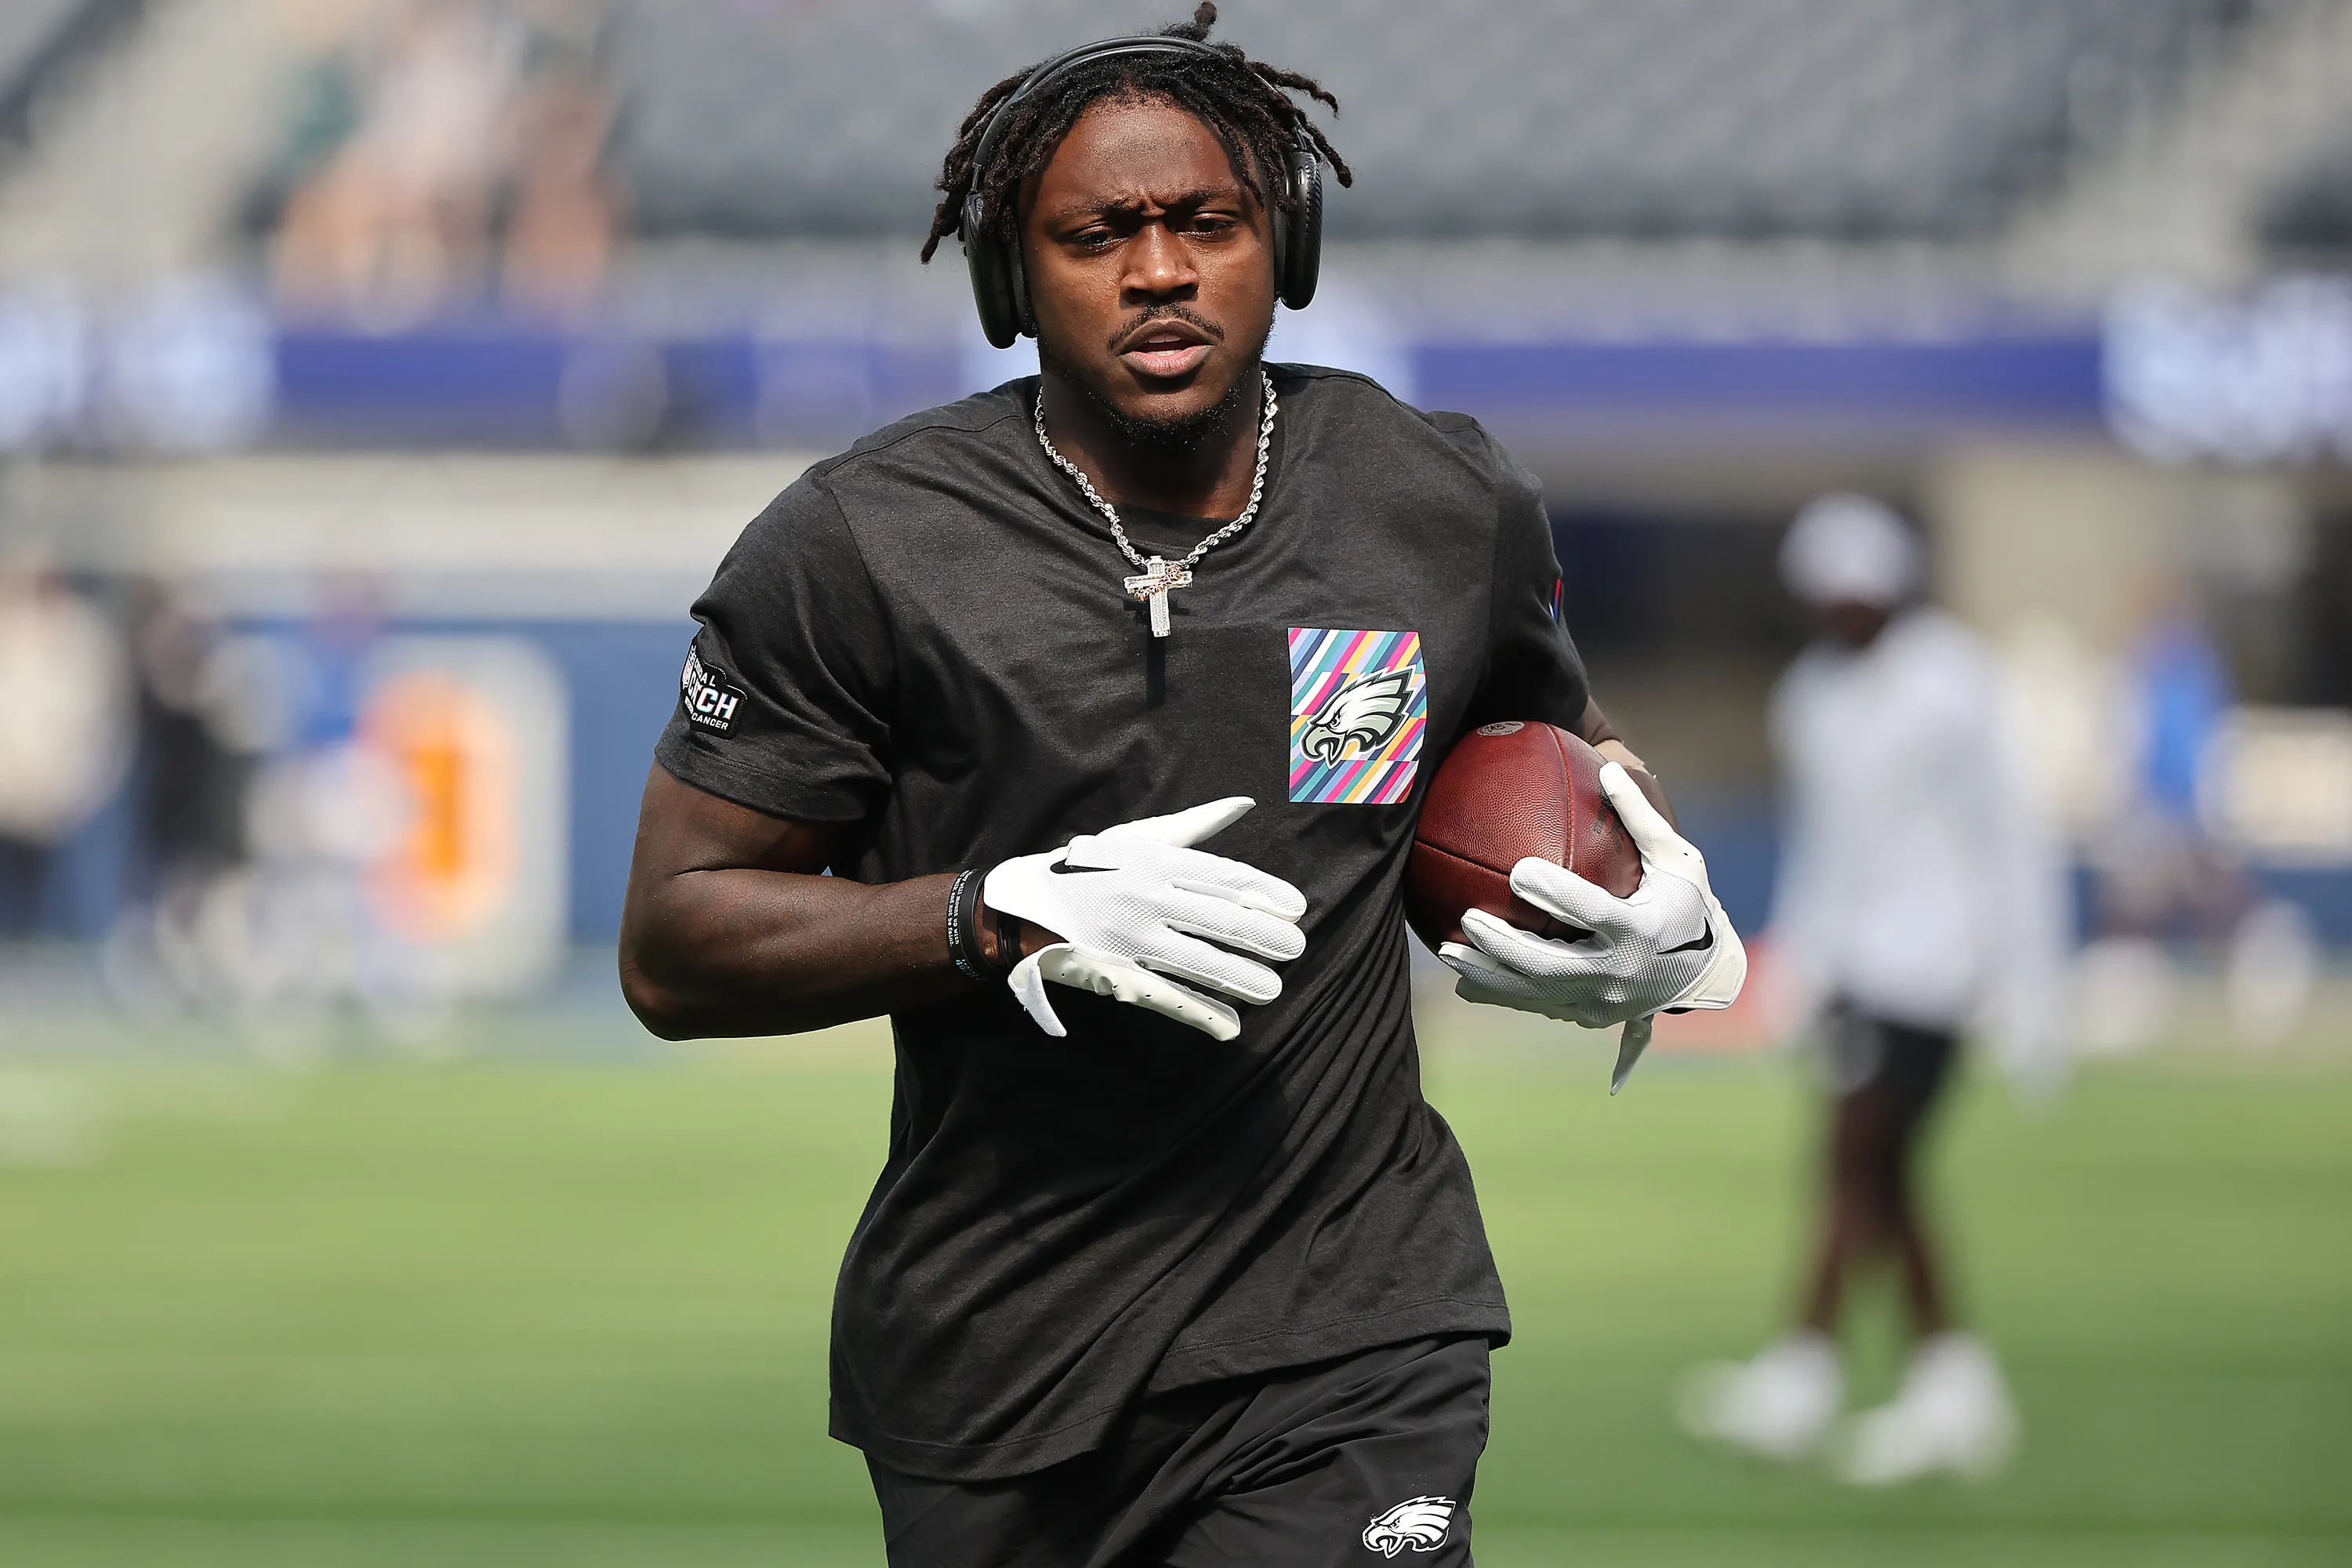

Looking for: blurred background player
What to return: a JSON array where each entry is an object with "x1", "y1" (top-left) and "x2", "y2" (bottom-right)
[
  {"x1": 1677, "y1": 493, "x2": 2070, "y2": 1486},
  {"x1": 2076, "y1": 573, "x2": 2321, "y2": 1051},
  {"x1": 0, "y1": 551, "x2": 127, "y2": 941}
]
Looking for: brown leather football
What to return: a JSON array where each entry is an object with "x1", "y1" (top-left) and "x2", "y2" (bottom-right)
[{"x1": 1405, "y1": 720, "x2": 1643, "y2": 953}]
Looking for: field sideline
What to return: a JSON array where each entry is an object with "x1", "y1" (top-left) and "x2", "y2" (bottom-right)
[{"x1": 0, "y1": 1015, "x2": 2345, "y2": 1567}]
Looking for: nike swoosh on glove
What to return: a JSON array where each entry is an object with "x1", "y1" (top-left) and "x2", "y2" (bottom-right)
[
  {"x1": 1438, "y1": 761, "x2": 1746, "y2": 1092},
  {"x1": 982, "y1": 797, "x2": 1307, "y2": 1043}
]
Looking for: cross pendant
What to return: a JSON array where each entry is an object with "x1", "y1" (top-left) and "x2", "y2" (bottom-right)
[{"x1": 1123, "y1": 556, "x2": 1192, "y2": 638}]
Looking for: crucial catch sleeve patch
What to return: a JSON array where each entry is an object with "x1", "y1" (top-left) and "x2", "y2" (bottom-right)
[
  {"x1": 1288, "y1": 627, "x2": 1427, "y2": 804},
  {"x1": 680, "y1": 648, "x2": 748, "y2": 734}
]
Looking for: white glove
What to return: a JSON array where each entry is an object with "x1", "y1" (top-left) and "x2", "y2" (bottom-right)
[
  {"x1": 1439, "y1": 761, "x2": 1746, "y2": 1092},
  {"x1": 982, "y1": 797, "x2": 1306, "y2": 1043}
]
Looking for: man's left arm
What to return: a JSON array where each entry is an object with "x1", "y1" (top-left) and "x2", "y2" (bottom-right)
[
  {"x1": 1439, "y1": 441, "x2": 1744, "y2": 1087},
  {"x1": 1577, "y1": 697, "x2": 1675, "y2": 829}
]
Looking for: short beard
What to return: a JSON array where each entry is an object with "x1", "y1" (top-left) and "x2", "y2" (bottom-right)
[{"x1": 1038, "y1": 340, "x2": 1265, "y2": 456}]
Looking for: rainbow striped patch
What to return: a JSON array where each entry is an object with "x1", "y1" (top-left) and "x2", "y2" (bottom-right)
[{"x1": 1287, "y1": 627, "x2": 1427, "y2": 805}]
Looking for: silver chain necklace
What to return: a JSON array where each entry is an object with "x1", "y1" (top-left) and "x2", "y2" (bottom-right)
[{"x1": 1033, "y1": 369, "x2": 1276, "y2": 638}]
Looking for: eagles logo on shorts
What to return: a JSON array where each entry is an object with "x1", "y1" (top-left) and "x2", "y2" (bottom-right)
[
  {"x1": 1362, "y1": 1494, "x2": 1455, "y2": 1556},
  {"x1": 1288, "y1": 627, "x2": 1426, "y2": 804}
]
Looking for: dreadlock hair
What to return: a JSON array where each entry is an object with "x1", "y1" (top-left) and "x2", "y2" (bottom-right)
[{"x1": 918, "y1": 2, "x2": 1352, "y2": 266}]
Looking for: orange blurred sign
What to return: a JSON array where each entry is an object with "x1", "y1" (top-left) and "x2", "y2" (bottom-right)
[
  {"x1": 351, "y1": 637, "x2": 568, "y2": 995},
  {"x1": 362, "y1": 670, "x2": 521, "y2": 945}
]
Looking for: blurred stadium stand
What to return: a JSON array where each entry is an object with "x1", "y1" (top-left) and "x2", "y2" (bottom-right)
[
  {"x1": 609, "y1": 0, "x2": 2249, "y2": 242},
  {"x1": 2010, "y1": 0, "x2": 2352, "y2": 290},
  {"x1": 0, "y1": 0, "x2": 138, "y2": 151},
  {"x1": 0, "y1": 0, "x2": 2341, "y2": 452},
  {"x1": 2264, "y1": 123, "x2": 2352, "y2": 258},
  {"x1": 0, "y1": 0, "x2": 285, "y2": 286}
]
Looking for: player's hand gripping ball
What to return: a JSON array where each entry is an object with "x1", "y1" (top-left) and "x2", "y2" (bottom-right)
[
  {"x1": 1410, "y1": 721, "x2": 1746, "y2": 1091},
  {"x1": 1405, "y1": 720, "x2": 1642, "y2": 951}
]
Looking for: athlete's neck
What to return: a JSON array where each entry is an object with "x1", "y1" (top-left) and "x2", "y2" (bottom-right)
[{"x1": 1036, "y1": 369, "x2": 1264, "y2": 520}]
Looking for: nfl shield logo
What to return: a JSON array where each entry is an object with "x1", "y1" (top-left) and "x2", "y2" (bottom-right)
[{"x1": 1288, "y1": 627, "x2": 1426, "y2": 805}]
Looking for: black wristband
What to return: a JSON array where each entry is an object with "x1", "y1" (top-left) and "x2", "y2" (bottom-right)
[
  {"x1": 947, "y1": 868, "x2": 993, "y2": 981},
  {"x1": 989, "y1": 902, "x2": 1023, "y2": 972}
]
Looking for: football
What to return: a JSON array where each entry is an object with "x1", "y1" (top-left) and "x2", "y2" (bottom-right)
[{"x1": 1405, "y1": 720, "x2": 1643, "y2": 953}]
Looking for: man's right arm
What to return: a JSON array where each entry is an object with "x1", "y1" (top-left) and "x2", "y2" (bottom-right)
[{"x1": 618, "y1": 764, "x2": 1033, "y2": 1040}]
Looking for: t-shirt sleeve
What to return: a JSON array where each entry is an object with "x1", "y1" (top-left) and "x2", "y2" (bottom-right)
[
  {"x1": 1461, "y1": 437, "x2": 1592, "y2": 735},
  {"x1": 653, "y1": 475, "x2": 895, "y2": 822}
]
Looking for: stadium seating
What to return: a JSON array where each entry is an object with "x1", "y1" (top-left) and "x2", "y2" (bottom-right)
[
  {"x1": 0, "y1": 0, "x2": 129, "y2": 147},
  {"x1": 610, "y1": 0, "x2": 2252, "y2": 241},
  {"x1": 2263, "y1": 119, "x2": 2352, "y2": 256}
]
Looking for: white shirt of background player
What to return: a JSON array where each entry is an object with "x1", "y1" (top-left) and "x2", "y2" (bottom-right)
[{"x1": 1768, "y1": 495, "x2": 2071, "y2": 1097}]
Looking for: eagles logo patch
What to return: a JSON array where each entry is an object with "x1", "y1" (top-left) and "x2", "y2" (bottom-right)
[
  {"x1": 1362, "y1": 1495, "x2": 1455, "y2": 1556},
  {"x1": 1288, "y1": 628, "x2": 1425, "y2": 804},
  {"x1": 1301, "y1": 670, "x2": 1412, "y2": 764}
]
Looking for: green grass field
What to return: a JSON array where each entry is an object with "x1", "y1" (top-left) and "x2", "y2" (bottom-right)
[{"x1": 0, "y1": 1013, "x2": 2346, "y2": 1567}]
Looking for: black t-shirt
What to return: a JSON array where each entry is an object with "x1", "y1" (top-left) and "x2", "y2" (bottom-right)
[{"x1": 654, "y1": 365, "x2": 1591, "y2": 1481}]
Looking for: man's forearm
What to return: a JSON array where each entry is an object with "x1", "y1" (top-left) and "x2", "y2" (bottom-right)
[
  {"x1": 1578, "y1": 698, "x2": 1673, "y2": 823},
  {"x1": 1592, "y1": 736, "x2": 1677, "y2": 830},
  {"x1": 619, "y1": 765, "x2": 1050, "y2": 1040},
  {"x1": 621, "y1": 867, "x2": 985, "y2": 1039}
]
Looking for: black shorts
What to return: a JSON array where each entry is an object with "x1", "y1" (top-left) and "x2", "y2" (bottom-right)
[
  {"x1": 865, "y1": 1335, "x2": 1490, "y2": 1568},
  {"x1": 1822, "y1": 1000, "x2": 1960, "y2": 1129}
]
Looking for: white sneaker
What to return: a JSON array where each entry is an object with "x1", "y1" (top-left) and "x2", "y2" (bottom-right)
[
  {"x1": 1675, "y1": 1333, "x2": 1843, "y2": 1461},
  {"x1": 1833, "y1": 1333, "x2": 2018, "y2": 1486}
]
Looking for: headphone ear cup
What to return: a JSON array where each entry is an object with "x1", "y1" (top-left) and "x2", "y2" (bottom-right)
[
  {"x1": 1279, "y1": 144, "x2": 1323, "y2": 310},
  {"x1": 1007, "y1": 235, "x2": 1036, "y2": 339},
  {"x1": 963, "y1": 192, "x2": 1022, "y2": 350}
]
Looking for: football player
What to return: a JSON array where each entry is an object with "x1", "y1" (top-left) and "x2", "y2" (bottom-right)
[
  {"x1": 1677, "y1": 493, "x2": 2067, "y2": 1485},
  {"x1": 621, "y1": 7, "x2": 1744, "y2": 1561}
]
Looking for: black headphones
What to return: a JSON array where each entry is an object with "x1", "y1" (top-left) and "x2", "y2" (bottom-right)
[{"x1": 957, "y1": 34, "x2": 1325, "y2": 350}]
